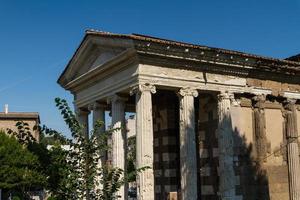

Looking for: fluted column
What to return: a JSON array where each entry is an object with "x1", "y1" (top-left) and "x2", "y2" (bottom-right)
[
  {"x1": 178, "y1": 87, "x2": 198, "y2": 200},
  {"x1": 217, "y1": 92, "x2": 236, "y2": 200},
  {"x1": 131, "y1": 83, "x2": 156, "y2": 200},
  {"x1": 284, "y1": 99, "x2": 300, "y2": 200},
  {"x1": 252, "y1": 95, "x2": 268, "y2": 163},
  {"x1": 110, "y1": 95, "x2": 127, "y2": 200},
  {"x1": 89, "y1": 102, "x2": 106, "y2": 190},
  {"x1": 77, "y1": 108, "x2": 89, "y2": 138},
  {"x1": 89, "y1": 102, "x2": 105, "y2": 132}
]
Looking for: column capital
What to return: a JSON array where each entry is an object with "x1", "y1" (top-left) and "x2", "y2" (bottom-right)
[
  {"x1": 130, "y1": 83, "x2": 156, "y2": 95},
  {"x1": 252, "y1": 94, "x2": 266, "y2": 109},
  {"x1": 76, "y1": 107, "x2": 90, "y2": 115},
  {"x1": 178, "y1": 87, "x2": 198, "y2": 97},
  {"x1": 283, "y1": 98, "x2": 297, "y2": 111},
  {"x1": 88, "y1": 102, "x2": 106, "y2": 111},
  {"x1": 217, "y1": 91, "x2": 234, "y2": 101},
  {"x1": 107, "y1": 94, "x2": 127, "y2": 104}
]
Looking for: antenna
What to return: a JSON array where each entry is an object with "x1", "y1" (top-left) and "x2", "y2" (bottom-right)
[{"x1": 4, "y1": 104, "x2": 8, "y2": 114}]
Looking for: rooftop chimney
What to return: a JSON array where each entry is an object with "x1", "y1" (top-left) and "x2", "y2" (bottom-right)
[{"x1": 4, "y1": 104, "x2": 8, "y2": 114}]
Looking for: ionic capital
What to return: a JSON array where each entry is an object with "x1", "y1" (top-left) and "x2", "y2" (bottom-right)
[
  {"x1": 178, "y1": 87, "x2": 198, "y2": 97},
  {"x1": 217, "y1": 91, "x2": 234, "y2": 101},
  {"x1": 252, "y1": 94, "x2": 266, "y2": 109},
  {"x1": 130, "y1": 83, "x2": 156, "y2": 96},
  {"x1": 283, "y1": 98, "x2": 297, "y2": 111}
]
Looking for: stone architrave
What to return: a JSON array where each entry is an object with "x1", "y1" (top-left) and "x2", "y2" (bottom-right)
[
  {"x1": 217, "y1": 92, "x2": 236, "y2": 199},
  {"x1": 178, "y1": 87, "x2": 198, "y2": 200},
  {"x1": 284, "y1": 99, "x2": 300, "y2": 200},
  {"x1": 130, "y1": 83, "x2": 156, "y2": 200},
  {"x1": 110, "y1": 95, "x2": 127, "y2": 200},
  {"x1": 252, "y1": 95, "x2": 268, "y2": 163}
]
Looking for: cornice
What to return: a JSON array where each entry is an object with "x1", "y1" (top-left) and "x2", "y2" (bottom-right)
[
  {"x1": 134, "y1": 40, "x2": 300, "y2": 77},
  {"x1": 137, "y1": 52, "x2": 300, "y2": 85}
]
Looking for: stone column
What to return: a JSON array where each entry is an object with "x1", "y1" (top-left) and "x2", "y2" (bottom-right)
[
  {"x1": 131, "y1": 83, "x2": 156, "y2": 200},
  {"x1": 252, "y1": 95, "x2": 268, "y2": 163},
  {"x1": 91, "y1": 102, "x2": 106, "y2": 132},
  {"x1": 217, "y1": 92, "x2": 236, "y2": 199},
  {"x1": 77, "y1": 108, "x2": 89, "y2": 138},
  {"x1": 76, "y1": 107, "x2": 90, "y2": 200},
  {"x1": 89, "y1": 102, "x2": 106, "y2": 190},
  {"x1": 178, "y1": 87, "x2": 198, "y2": 200},
  {"x1": 110, "y1": 95, "x2": 127, "y2": 200},
  {"x1": 284, "y1": 99, "x2": 300, "y2": 200}
]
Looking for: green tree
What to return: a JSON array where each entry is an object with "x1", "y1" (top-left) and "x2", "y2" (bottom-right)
[
  {"x1": 0, "y1": 131, "x2": 46, "y2": 199},
  {"x1": 4, "y1": 98, "x2": 143, "y2": 200},
  {"x1": 42, "y1": 98, "x2": 134, "y2": 200}
]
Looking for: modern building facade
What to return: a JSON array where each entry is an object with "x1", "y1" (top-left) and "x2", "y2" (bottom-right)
[{"x1": 58, "y1": 30, "x2": 300, "y2": 200}]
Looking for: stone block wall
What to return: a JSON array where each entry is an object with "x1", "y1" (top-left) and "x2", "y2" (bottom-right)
[
  {"x1": 230, "y1": 105, "x2": 290, "y2": 200},
  {"x1": 153, "y1": 91, "x2": 180, "y2": 200},
  {"x1": 151, "y1": 91, "x2": 293, "y2": 200},
  {"x1": 231, "y1": 106, "x2": 269, "y2": 200},
  {"x1": 264, "y1": 109, "x2": 289, "y2": 200},
  {"x1": 197, "y1": 94, "x2": 219, "y2": 200}
]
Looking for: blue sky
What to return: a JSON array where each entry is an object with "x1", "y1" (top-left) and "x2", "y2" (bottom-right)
[{"x1": 0, "y1": 0, "x2": 299, "y2": 136}]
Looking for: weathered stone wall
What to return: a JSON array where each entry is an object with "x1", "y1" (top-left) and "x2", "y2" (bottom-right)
[
  {"x1": 152, "y1": 90, "x2": 180, "y2": 200},
  {"x1": 230, "y1": 105, "x2": 290, "y2": 200},
  {"x1": 197, "y1": 94, "x2": 219, "y2": 199},
  {"x1": 264, "y1": 109, "x2": 290, "y2": 200},
  {"x1": 151, "y1": 91, "x2": 293, "y2": 200},
  {"x1": 297, "y1": 110, "x2": 300, "y2": 139},
  {"x1": 231, "y1": 106, "x2": 259, "y2": 200},
  {"x1": 247, "y1": 78, "x2": 300, "y2": 95}
]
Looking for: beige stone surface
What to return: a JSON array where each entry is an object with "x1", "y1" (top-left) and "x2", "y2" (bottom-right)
[
  {"x1": 0, "y1": 119, "x2": 39, "y2": 141},
  {"x1": 231, "y1": 107, "x2": 254, "y2": 146},
  {"x1": 265, "y1": 109, "x2": 284, "y2": 165},
  {"x1": 297, "y1": 110, "x2": 300, "y2": 139}
]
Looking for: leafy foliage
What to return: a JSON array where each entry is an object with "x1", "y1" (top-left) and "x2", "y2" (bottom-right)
[
  {"x1": 42, "y1": 98, "x2": 129, "y2": 200},
  {"x1": 0, "y1": 131, "x2": 46, "y2": 199},
  {"x1": 6, "y1": 121, "x2": 36, "y2": 145},
  {"x1": 2, "y1": 97, "x2": 142, "y2": 200}
]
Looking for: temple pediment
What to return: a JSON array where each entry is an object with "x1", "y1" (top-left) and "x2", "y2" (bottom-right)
[
  {"x1": 58, "y1": 32, "x2": 135, "y2": 87},
  {"x1": 70, "y1": 47, "x2": 126, "y2": 80}
]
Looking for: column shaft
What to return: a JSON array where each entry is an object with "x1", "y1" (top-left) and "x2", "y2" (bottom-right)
[
  {"x1": 111, "y1": 96, "x2": 127, "y2": 200},
  {"x1": 90, "y1": 103, "x2": 106, "y2": 191},
  {"x1": 77, "y1": 108, "x2": 89, "y2": 138},
  {"x1": 178, "y1": 88, "x2": 198, "y2": 200},
  {"x1": 217, "y1": 92, "x2": 236, "y2": 199},
  {"x1": 252, "y1": 95, "x2": 267, "y2": 163},
  {"x1": 92, "y1": 103, "x2": 105, "y2": 132},
  {"x1": 285, "y1": 100, "x2": 300, "y2": 200},
  {"x1": 132, "y1": 83, "x2": 156, "y2": 200}
]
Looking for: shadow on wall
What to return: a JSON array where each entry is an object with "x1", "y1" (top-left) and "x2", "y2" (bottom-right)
[
  {"x1": 232, "y1": 127, "x2": 270, "y2": 200},
  {"x1": 151, "y1": 90, "x2": 272, "y2": 200},
  {"x1": 197, "y1": 94, "x2": 270, "y2": 200}
]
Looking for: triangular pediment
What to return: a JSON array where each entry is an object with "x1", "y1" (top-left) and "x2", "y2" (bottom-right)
[
  {"x1": 58, "y1": 34, "x2": 135, "y2": 87},
  {"x1": 71, "y1": 47, "x2": 125, "y2": 80}
]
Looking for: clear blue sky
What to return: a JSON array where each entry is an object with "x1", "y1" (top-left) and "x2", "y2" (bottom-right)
[{"x1": 0, "y1": 0, "x2": 299, "y2": 136}]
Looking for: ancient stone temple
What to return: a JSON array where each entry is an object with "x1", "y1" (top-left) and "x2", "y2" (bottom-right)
[{"x1": 58, "y1": 30, "x2": 300, "y2": 200}]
